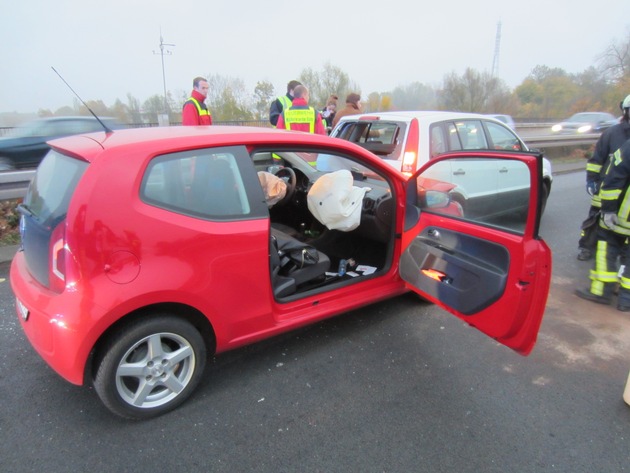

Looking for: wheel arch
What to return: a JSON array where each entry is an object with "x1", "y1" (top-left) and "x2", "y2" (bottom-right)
[{"x1": 85, "y1": 302, "x2": 216, "y2": 385}]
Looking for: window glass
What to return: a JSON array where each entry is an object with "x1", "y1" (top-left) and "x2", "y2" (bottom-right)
[
  {"x1": 485, "y1": 121, "x2": 523, "y2": 151},
  {"x1": 454, "y1": 120, "x2": 487, "y2": 150},
  {"x1": 332, "y1": 121, "x2": 405, "y2": 160},
  {"x1": 25, "y1": 150, "x2": 88, "y2": 223},
  {"x1": 141, "y1": 149, "x2": 251, "y2": 219},
  {"x1": 447, "y1": 123, "x2": 461, "y2": 150},
  {"x1": 430, "y1": 125, "x2": 447, "y2": 157},
  {"x1": 416, "y1": 157, "x2": 530, "y2": 234}
]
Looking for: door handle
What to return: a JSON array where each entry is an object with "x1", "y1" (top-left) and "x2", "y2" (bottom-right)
[{"x1": 453, "y1": 169, "x2": 465, "y2": 175}]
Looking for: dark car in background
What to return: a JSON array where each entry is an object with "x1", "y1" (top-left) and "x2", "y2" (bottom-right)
[
  {"x1": 0, "y1": 116, "x2": 123, "y2": 170},
  {"x1": 551, "y1": 112, "x2": 618, "y2": 134}
]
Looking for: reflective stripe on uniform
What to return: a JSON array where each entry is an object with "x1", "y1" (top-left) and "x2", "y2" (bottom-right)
[
  {"x1": 590, "y1": 240, "x2": 619, "y2": 284},
  {"x1": 620, "y1": 275, "x2": 630, "y2": 290},
  {"x1": 599, "y1": 220, "x2": 630, "y2": 236},
  {"x1": 283, "y1": 107, "x2": 317, "y2": 134},
  {"x1": 586, "y1": 163, "x2": 602, "y2": 173},
  {"x1": 187, "y1": 97, "x2": 210, "y2": 117},
  {"x1": 272, "y1": 96, "x2": 293, "y2": 129},
  {"x1": 278, "y1": 95, "x2": 292, "y2": 110},
  {"x1": 590, "y1": 279, "x2": 606, "y2": 296}
]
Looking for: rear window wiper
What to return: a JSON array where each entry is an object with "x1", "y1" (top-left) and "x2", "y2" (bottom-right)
[{"x1": 17, "y1": 203, "x2": 35, "y2": 217}]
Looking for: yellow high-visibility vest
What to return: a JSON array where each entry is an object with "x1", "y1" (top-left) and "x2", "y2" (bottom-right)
[
  {"x1": 283, "y1": 107, "x2": 317, "y2": 134},
  {"x1": 187, "y1": 97, "x2": 210, "y2": 117}
]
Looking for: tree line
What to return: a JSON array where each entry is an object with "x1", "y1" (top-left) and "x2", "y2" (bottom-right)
[{"x1": 35, "y1": 30, "x2": 630, "y2": 125}]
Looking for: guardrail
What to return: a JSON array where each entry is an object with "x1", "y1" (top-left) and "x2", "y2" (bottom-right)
[
  {"x1": 0, "y1": 132, "x2": 598, "y2": 202},
  {"x1": 0, "y1": 170, "x2": 35, "y2": 201},
  {"x1": 523, "y1": 133, "x2": 600, "y2": 148}
]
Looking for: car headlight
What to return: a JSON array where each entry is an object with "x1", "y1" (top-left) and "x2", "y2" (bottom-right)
[
  {"x1": 577, "y1": 125, "x2": 592, "y2": 133},
  {"x1": 551, "y1": 124, "x2": 562, "y2": 132}
]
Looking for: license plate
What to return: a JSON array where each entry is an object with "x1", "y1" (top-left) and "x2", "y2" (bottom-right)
[{"x1": 16, "y1": 298, "x2": 29, "y2": 321}]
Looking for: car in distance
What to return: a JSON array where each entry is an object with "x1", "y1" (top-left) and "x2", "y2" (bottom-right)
[
  {"x1": 330, "y1": 111, "x2": 553, "y2": 214},
  {"x1": 550, "y1": 112, "x2": 618, "y2": 134},
  {"x1": 11, "y1": 125, "x2": 551, "y2": 419},
  {"x1": 487, "y1": 114, "x2": 516, "y2": 130},
  {"x1": 0, "y1": 116, "x2": 123, "y2": 170}
]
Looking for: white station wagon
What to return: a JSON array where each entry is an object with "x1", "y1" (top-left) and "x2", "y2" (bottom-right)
[{"x1": 330, "y1": 111, "x2": 553, "y2": 214}]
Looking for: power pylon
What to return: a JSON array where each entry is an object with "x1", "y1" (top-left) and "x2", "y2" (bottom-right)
[
  {"x1": 153, "y1": 30, "x2": 175, "y2": 114},
  {"x1": 491, "y1": 21, "x2": 502, "y2": 78}
]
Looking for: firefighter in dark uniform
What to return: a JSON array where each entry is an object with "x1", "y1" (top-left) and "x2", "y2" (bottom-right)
[
  {"x1": 576, "y1": 137, "x2": 630, "y2": 311},
  {"x1": 577, "y1": 95, "x2": 630, "y2": 260}
]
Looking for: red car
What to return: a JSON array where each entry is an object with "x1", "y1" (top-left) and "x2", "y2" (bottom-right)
[{"x1": 10, "y1": 126, "x2": 551, "y2": 419}]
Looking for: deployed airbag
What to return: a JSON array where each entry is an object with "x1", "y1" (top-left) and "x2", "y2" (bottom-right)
[
  {"x1": 307, "y1": 170, "x2": 368, "y2": 231},
  {"x1": 258, "y1": 171, "x2": 287, "y2": 207}
]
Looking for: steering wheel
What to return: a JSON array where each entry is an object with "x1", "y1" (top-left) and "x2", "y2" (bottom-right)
[{"x1": 273, "y1": 166, "x2": 297, "y2": 204}]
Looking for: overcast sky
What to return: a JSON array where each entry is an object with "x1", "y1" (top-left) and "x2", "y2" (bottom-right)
[{"x1": 1, "y1": 0, "x2": 629, "y2": 114}]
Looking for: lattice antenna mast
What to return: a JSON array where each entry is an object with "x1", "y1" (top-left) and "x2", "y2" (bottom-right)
[
  {"x1": 153, "y1": 30, "x2": 175, "y2": 113},
  {"x1": 491, "y1": 21, "x2": 502, "y2": 78}
]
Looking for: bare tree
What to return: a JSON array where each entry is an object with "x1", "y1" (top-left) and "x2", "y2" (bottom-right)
[
  {"x1": 299, "y1": 63, "x2": 352, "y2": 108},
  {"x1": 126, "y1": 94, "x2": 143, "y2": 124},
  {"x1": 439, "y1": 68, "x2": 501, "y2": 112},
  {"x1": 253, "y1": 80, "x2": 275, "y2": 120},
  {"x1": 597, "y1": 30, "x2": 630, "y2": 82},
  {"x1": 391, "y1": 82, "x2": 437, "y2": 111},
  {"x1": 142, "y1": 95, "x2": 166, "y2": 123},
  {"x1": 204, "y1": 74, "x2": 253, "y2": 121}
]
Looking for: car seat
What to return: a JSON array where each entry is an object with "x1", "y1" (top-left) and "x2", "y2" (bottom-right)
[{"x1": 270, "y1": 228, "x2": 330, "y2": 297}]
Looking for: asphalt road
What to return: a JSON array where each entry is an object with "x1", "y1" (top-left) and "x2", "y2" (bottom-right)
[{"x1": 0, "y1": 169, "x2": 628, "y2": 473}]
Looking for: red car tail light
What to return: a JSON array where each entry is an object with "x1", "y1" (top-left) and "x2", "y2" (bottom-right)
[
  {"x1": 49, "y1": 221, "x2": 68, "y2": 293},
  {"x1": 401, "y1": 118, "x2": 419, "y2": 175}
]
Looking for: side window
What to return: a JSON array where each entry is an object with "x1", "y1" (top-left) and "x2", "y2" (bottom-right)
[
  {"x1": 334, "y1": 122, "x2": 354, "y2": 141},
  {"x1": 430, "y1": 125, "x2": 447, "y2": 158},
  {"x1": 141, "y1": 148, "x2": 251, "y2": 219},
  {"x1": 447, "y1": 123, "x2": 461, "y2": 150},
  {"x1": 333, "y1": 121, "x2": 404, "y2": 160},
  {"x1": 454, "y1": 120, "x2": 487, "y2": 150},
  {"x1": 365, "y1": 122, "x2": 398, "y2": 144},
  {"x1": 415, "y1": 157, "x2": 531, "y2": 234},
  {"x1": 485, "y1": 121, "x2": 523, "y2": 151}
]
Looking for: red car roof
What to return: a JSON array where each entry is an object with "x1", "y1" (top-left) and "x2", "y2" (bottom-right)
[{"x1": 47, "y1": 125, "x2": 364, "y2": 163}]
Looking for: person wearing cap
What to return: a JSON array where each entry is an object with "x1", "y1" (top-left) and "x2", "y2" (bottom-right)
[
  {"x1": 269, "y1": 80, "x2": 301, "y2": 127},
  {"x1": 331, "y1": 93, "x2": 362, "y2": 128},
  {"x1": 276, "y1": 85, "x2": 326, "y2": 135},
  {"x1": 182, "y1": 77, "x2": 212, "y2": 126},
  {"x1": 576, "y1": 95, "x2": 630, "y2": 261}
]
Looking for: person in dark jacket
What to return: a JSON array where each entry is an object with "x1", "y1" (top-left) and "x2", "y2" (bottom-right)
[
  {"x1": 269, "y1": 80, "x2": 301, "y2": 127},
  {"x1": 182, "y1": 77, "x2": 212, "y2": 126},
  {"x1": 577, "y1": 95, "x2": 630, "y2": 260}
]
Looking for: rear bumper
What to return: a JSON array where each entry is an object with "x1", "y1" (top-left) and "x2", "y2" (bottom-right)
[{"x1": 10, "y1": 251, "x2": 94, "y2": 385}]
